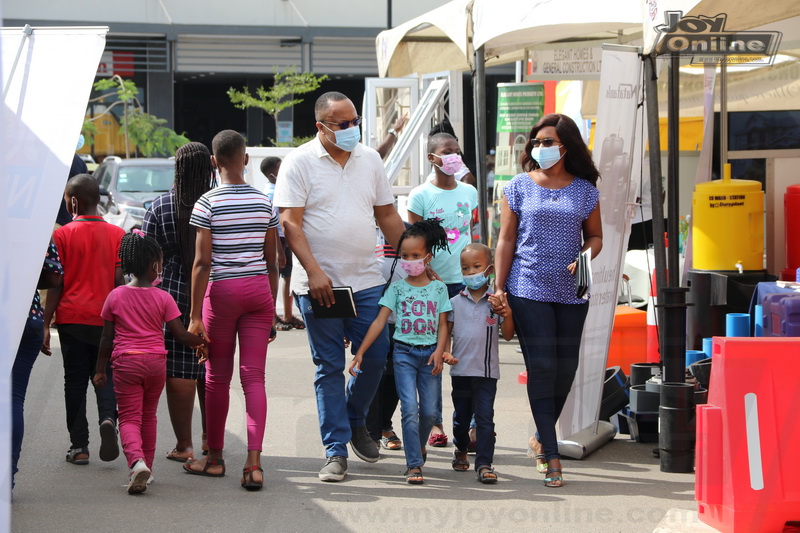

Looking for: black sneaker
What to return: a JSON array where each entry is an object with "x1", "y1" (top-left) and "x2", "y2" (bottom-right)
[
  {"x1": 349, "y1": 426, "x2": 380, "y2": 463},
  {"x1": 99, "y1": 419, "x2": 120, "y2": 462},
  {"x1": 319, "y1": 456, "x2": 348, "y2": 482}
]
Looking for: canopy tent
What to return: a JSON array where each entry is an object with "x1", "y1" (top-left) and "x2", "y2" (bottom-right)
[
  {"x1": 473, "y1": 0, "x2": 643, "y2": 58},
  {"x1": 376, "y1": 0, "x2": 474, "y2": 78}
]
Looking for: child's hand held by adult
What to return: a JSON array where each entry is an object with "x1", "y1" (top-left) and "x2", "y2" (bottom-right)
[{"x1": 442, "y1": 352, "x2": 459, "y2": 365}]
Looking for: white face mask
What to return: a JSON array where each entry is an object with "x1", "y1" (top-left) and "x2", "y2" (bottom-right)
[{"x1": 531, "y1": 145, "x2": 565, "y2": 169}]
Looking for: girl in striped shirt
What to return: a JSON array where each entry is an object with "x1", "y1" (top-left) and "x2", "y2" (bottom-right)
[{"x1": 184, "y1": 130, "x2": 279, "y2": 492}]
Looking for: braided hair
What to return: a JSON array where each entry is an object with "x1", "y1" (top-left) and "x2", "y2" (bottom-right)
[
  {"x1": 384, "y1": 218, "x2": 449, "y2": 294},
  {"x1": 174, "y1": 142, "x2": 213, "y2": 291},
  {"x1": 120, "y1": 232, "x2": 162, "y2": 278}
]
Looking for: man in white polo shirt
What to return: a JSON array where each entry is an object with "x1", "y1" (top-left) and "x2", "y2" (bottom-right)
[{"x1": 274, "y1": 91, "x2": 405, "y2": 482}]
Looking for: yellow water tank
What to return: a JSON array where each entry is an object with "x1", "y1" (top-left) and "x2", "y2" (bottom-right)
[{"x1": 692, "y1": 165, "x2": 764, "y2": 271}]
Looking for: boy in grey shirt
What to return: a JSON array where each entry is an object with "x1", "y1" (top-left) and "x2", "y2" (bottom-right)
[{"x1": 443, "y1": 244, "x2": 515, "y2": 484}]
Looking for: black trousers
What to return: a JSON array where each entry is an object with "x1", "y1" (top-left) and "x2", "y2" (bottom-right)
[
  {"x1": 451, "y1": 376, "x2": 497, "y2": 469},
  {"x1": 58, "y1": 324, "x2": 117, "y2": 450}
]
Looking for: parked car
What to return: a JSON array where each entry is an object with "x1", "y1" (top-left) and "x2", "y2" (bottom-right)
[{"x1": 93, "y1": 156, "x2": 174, "y2": 229}]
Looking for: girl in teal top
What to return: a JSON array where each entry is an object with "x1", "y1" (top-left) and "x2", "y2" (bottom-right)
[{"x1": 350, "y1": 220, "x2": 452, "y2": 485}]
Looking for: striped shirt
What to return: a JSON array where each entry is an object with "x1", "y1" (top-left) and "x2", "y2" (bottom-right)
[{"x1": 190, "y1": 183, "x2": 279, "y2": 281}]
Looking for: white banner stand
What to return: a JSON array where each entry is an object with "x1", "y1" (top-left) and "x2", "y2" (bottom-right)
[{"x1": 1, "y1": 25, "x2": 108, "y2": 530}]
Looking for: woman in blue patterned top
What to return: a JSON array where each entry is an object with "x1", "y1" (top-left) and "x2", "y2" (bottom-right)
[{"x1": 493, "y1": 114, "x2": 603, "y2": 488}]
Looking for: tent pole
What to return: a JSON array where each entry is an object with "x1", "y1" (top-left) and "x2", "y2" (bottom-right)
[
  {"x1": 473, "y1": 45, "x2": 488, "y2": 244},
  {"x1": 719, "y1": 62, "x2": 727, "y2": 173},
  {"x1": 662, "y1": 52, "x2": 687, "y2": 384},
  {"x1": 644, "y1": 53, "x2": 668, "y2": 358}
]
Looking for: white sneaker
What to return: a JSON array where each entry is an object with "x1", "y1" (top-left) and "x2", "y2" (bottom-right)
[{"x1": 127, "y1": 460, "x2": 151, "y2": 494}]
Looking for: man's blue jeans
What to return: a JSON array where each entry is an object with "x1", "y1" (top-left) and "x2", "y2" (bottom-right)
[
  {"x1": 296, "y1": 284, "x2": 389, "y2": 458},
  {"x1": 393, "y1": 342, "x2": 441, "y2": 469}
]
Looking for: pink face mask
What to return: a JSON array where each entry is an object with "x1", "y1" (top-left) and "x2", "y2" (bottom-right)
[
  {"x1": 400, "y1": 256, "x2": 428, "y2": 277},
  {"x1": 431, "y1": 153, "x2": 463, "y2": 176}
]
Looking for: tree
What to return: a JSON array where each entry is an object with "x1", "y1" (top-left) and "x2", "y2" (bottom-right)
[
  {"x1": 84, "y1": 75, "x2": 189, "y2": 157},
  {"x1": 227, "y1": 67, "x2": 328, "y2": 146}
]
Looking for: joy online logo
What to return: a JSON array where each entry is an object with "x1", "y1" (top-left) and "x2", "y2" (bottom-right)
[{"x1": 654, "y1": 11, "x2": 782, "y2": 65}]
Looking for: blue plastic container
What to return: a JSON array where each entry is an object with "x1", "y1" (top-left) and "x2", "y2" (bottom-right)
[
  {"x1": 686, "y1": 349, "x2": 706, "y2": 367},
  {"x1": 702, "y1": 337, "x2": 713, "y2": 359},
  {"x1": 726, "y1": 312, "x2": 750, "y2": 337},
  {"x1": 754, "y1": 305, "x2": 764, "y2": 337}
]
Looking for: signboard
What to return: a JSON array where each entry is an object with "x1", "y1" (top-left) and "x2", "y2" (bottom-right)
[
  {"x1": 491, "y1": 83, "x2": 544, "y2": 245},
  {"x1": 526, "y1": 44, "x2": 604, "y2": 81},
  {"x1": 276, "y1": 120, "x2": 293, "y2": 145}
]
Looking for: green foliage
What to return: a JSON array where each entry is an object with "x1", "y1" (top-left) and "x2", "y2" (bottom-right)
[
  {"x1": 94, "y1": 77, "x2": 139, "y2": 104},
  {"x1": 81, "y1": 119, "x2": 98, "y2": 146},
  {"x1": 89, "y1": 76, "x2": 190, "y2": 157},
  {"x1": 227, "y1": 67, "x2": 328, "y2": 145},
  {"x1": 120, "y1": 108, "x2": 190, "y2": 157}
]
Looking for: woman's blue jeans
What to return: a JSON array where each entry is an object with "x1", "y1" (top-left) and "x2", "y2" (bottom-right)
[
  {"x1": 12, "y1": 316, "x2": 44, "y2": 487},
  {"x1": 507, "y1": 293, "x2": 589, "y2": 462},
  {"x1": 393, "y1": 342, "x2": 441, "y2": 469}
]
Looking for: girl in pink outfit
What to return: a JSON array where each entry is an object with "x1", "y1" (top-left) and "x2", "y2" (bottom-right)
[{"x1": 93, "y1": 232, "x2": 206, "y2": 495}]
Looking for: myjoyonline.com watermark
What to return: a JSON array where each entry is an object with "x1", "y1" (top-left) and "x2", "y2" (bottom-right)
[
  {"x1": 328, "y1": 502, "x2": 701, "y2": 528},
  {"x1": 654, "y1": 11, "x2": 782, "y2": 66}
]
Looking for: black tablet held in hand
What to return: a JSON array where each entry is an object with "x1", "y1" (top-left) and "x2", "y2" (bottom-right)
[{"x1": 310, "y1": 286, "x2": 357, "y2": 319}]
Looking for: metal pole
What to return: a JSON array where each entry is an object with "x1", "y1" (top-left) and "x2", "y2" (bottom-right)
[
  {"x1": 387, "y1": 0, "x2": 392, "y2": 29},
  {"x1": 667, "y1": 53, "x2": 680, "y2": 286},
  {"x1": 719, "y1": 61, "x2": 727, "y2": 174},
  {"x1": 473, "y1": 45, "x2": 488, "y2": 244},
  {"x1": 2, "y1": 24, "x2": 33, "y2": 100},
  {"x1": 644, "y1": 53, "x2": 668, "y2": 359}
]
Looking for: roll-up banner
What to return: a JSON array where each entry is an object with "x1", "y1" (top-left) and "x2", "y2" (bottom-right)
[
  {"x1": 557, "y1": 46, "x2": 643, "y2": 440},
  {"x1": 1, "y1": 25, "x2": 108, "y2": 527}
]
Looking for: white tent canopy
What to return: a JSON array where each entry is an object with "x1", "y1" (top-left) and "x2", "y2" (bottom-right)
[
  {"x1": 473, "y1": 0, "x2": 643, "y2": 58},
  {"x1": 376, "y1": 0, "x2": 473, "y2": 77}
]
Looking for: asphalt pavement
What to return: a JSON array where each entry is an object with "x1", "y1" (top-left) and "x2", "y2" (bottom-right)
[{"x1": 10, "y1": 299, "x2": 708, "y2": 533}]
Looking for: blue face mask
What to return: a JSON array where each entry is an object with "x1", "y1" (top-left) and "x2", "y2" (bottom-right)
[
  {"x1": 531, "y1": 145, "x2": 564, "y2": 169},
  {"x1": 323, "y1": 124, "x2": 361, "y2": 152},
  {"x1": 462, "y1": 267, "x2": 490, "y2": 290}
]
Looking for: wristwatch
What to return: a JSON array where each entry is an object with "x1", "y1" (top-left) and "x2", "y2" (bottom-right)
[{"x1": 387, "y1": 128, "x2": 397, "y2": 136}]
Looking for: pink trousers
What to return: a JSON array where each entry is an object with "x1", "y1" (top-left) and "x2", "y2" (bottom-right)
[
  {"x1": 112, "y1": 353, "x2": 166, "y2": 469},
  {"x1": 203, "y1": 275, "x2": 274, "y2": 451}
]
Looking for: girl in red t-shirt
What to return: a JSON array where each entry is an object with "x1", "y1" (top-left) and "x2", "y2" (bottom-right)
[{"x1": 93, "y1": 232, "x2": 206, "y2": 494}]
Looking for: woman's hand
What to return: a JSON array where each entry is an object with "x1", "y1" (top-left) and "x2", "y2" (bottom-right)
[
  {"x1": 188, "y1": 319, "x2": 210, "y2": 344},
  {"x1": 489, "y1": 290, "x2": 508, "y2": 316}
]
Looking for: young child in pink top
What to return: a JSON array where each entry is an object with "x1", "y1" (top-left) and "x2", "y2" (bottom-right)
[{"x1": 93, "y1": 232, "x2": 206, "y2": 494}]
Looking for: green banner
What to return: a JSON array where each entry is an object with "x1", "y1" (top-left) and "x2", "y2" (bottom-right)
[{"x1": 490, "y1": 83, "x2": 544, "y2": 246}]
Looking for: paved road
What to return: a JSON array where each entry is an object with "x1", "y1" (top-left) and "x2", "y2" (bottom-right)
[{"x1": 11, "y1": 321, "x2": 702, "y2": 532}]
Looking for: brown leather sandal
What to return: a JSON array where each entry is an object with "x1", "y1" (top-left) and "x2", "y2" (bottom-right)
[
  {"x1": 183, "y1": 457, "x2": 225, "y2": 477},
  {"x1": 241, "y1": 464, "x2": 264, "y2": 491}
]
